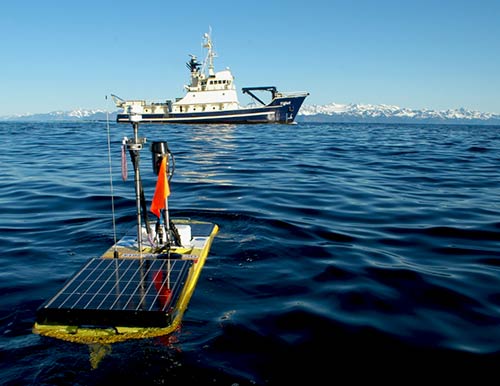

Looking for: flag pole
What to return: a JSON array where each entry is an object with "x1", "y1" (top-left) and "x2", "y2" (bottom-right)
[
  {"x1": 151, "y1": 142, "x2": 172, "y2": 248},
  {"x1": 163, "y1": 156, "x2": 171, "y2": 245}
]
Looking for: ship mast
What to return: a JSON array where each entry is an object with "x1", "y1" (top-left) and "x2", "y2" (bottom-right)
[{"x1": 203, "y1": 29, "x2": 216, "y2": 77}]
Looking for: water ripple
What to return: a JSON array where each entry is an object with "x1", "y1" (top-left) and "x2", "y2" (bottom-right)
[{"x1": 1, "y1": 122, "x2": 499, "y2": 383}]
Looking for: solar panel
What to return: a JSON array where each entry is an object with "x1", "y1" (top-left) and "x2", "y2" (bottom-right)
[
  {"x1": 36, "y1": 257, "x2": 192, "y2": 328},
  {"x1": 188, "y1": 222, "x2": 215, "y2": 237}
]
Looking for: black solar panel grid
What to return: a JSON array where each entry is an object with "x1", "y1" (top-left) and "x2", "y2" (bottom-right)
[{"x1": 42, "y1": 258, "x2": 191, "y2": 313}]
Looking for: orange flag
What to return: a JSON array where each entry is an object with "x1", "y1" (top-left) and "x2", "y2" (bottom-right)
[{"x1": 150, "y1": 157, "x2": 170, "y2": 218}]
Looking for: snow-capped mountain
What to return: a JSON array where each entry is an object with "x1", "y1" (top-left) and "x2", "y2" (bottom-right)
[
  {"x1": 296, "y1": 103, "x2": 500, "y2": 124},
  {"x1": 1, "y1": 104, "x2": 499, "y2": 124},
  {"x1": 0, "y1": 109, "x2": 114, "y2": 122}
]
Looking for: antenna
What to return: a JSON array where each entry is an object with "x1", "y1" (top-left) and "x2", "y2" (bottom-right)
[{"x1": 202, "y1": 27, "x2": 216, "y2": 77}]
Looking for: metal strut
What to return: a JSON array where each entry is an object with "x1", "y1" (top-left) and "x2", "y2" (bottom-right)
[
  {"x1": 123, "y1": 105, "x2": 149, "y2": 256},
  {"x1": 128, "y1": 121, "x2": 147, "y2": 255}
]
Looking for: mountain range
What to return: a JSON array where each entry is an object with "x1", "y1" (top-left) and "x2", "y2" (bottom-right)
[
  {"x1": 296, "y1": 103, "x2": 500, "y2": 124},
  {"x1": 1, "y1": 103, "x2": 499, "y2": 125}
]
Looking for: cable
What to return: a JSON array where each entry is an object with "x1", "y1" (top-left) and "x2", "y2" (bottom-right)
[{"x1": 105, "y1": 95, "x2": 118, "y2": 255}]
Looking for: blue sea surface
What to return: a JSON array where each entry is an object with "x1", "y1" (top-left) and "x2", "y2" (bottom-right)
[{"x1": 0, "y1": 121, "x2": 499, "y2": 384}]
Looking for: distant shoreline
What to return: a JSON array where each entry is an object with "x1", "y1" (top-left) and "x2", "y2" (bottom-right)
[{"x1": 1, "y1": 105, "x2": 500, "y2": 126}]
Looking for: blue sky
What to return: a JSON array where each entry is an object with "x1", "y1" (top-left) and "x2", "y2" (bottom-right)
[{"x1": 1, "y1": 0, "x2": 499, "y2": 115}]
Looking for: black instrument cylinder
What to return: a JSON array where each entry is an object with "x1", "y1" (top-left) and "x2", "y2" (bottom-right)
[{"x1": 151, "y1": 141, "x2": 169, "y2": 175}]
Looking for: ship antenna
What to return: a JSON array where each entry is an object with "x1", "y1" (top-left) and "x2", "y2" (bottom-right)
[{"x1": 203, "y1": 28, "x2": 216, "y2": 77}]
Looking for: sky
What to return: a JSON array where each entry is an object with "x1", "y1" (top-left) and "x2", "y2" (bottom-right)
[{"x1": 1, "y1": 0, "x2": 499, "y2": 116}]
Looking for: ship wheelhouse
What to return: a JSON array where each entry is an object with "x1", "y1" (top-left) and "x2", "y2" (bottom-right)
[{"x1": 172, "y1": 67, "x2": 239, "y2": 113}]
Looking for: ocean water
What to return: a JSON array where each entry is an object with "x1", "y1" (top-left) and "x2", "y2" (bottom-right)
[{"x1": 0, "y1": 121, "x2": 499, "y2": 384}]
